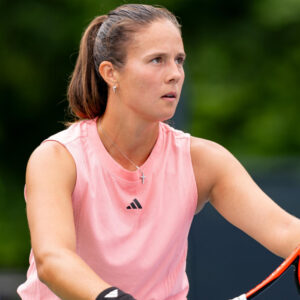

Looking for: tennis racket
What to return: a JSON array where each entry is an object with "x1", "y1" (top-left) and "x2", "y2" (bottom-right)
[{"x1": 229, "y1": 245, "x2": 300, "y2": 299}]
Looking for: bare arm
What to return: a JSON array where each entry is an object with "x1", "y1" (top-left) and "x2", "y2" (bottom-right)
[
  {"x1": 191, "y1": 136, "x2": 300, "y2": 258},
  {"x1": 26, "y1": 141, "x2": 111, "y2": 300}
]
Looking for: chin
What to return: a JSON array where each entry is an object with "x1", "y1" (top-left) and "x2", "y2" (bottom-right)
[
  {"x1": 157, "y1": 111, "x2": 176, "y2": 122},
  {"x1": 161, "y1": 114, "x2": 174, "y2": 121},
  {"x1": 141, "y1": 106, "x2": 177, "y2": 123}
]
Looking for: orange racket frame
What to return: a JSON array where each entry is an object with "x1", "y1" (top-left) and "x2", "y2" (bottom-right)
[{"x1": 230, "y1": 245, "x2": 300, "y2": 300}]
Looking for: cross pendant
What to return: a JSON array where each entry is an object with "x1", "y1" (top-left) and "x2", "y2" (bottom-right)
[{"x1": 140, "y1": 171, "x2": 146, "y2": 184}]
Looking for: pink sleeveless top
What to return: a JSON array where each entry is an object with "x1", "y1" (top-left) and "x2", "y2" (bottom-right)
[{"x1": 17, "y1": 118, "x2": 199, "y2": 300}]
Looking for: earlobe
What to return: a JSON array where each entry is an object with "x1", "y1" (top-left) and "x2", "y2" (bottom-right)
[{"x1": 98, "y1": 61, "x2": 117, "y2": 88}]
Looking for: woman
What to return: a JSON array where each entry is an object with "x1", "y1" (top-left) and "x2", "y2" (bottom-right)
[{"x1": 17, "y1": 4, "x2": 300, "y2": 300}]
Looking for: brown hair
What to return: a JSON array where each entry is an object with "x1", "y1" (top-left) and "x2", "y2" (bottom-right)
[{"x1": 67, "y1": 4, "x2": 181, "y2": 120}]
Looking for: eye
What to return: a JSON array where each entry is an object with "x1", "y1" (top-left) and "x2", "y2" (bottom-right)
[
  {"x1": 151, "y1": 57, "x2": 162, "y2": 64},
  {"x1": 175, "y1": 56, "x2": 185, "y2": 66}
]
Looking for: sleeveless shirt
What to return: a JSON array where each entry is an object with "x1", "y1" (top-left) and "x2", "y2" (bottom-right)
[{"x1": 17, "y1": 118, "x2": 199, "y2": 300}]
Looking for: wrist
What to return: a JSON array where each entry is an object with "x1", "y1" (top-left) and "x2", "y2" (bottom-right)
[{"x1": 96, "y1": 287, "x2": 135, "y2": 300}]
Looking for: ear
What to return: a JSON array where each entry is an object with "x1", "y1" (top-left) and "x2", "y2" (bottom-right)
[{"x1": 98, "y1": 61, "x2": 118, "y2": 88}]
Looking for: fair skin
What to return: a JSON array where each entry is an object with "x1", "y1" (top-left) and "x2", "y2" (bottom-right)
[
  {"x1": 26, "y1": 19, "x2": 300, "y2": 300},
  {"x1": 98, "y1": 19, "x2": 185, "y2": 168}
]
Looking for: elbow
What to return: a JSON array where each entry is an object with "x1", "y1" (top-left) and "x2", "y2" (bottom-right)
[
  {"x1": 284, "y1": 217, "x2": 300, "y2": 257},
  {"x1": 274, "y1": 216, "x2": 300, "y2": 258},
  {"x1": 35, "y1": 251, "x2": 60, "y2": 285}
]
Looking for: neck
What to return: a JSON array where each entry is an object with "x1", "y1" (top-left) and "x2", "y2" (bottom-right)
[{"x1": 97, "y1": 113, "x2": 159, "y2": 170}]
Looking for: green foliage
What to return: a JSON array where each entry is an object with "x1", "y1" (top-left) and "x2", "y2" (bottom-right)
[
  {"x1": 179, "y1": 0, "x2": 300, "y2": 155},
  {"x1": 253, "y1": 0, "x2": 300, "y2": 27},
  {"x1": 0, "y1": 169, "x2": 30, "y2": 268}
]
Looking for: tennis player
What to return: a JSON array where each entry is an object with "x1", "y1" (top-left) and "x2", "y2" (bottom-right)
[{"x1": 17, "y1": 4, "x2": 300, "y2": 300}]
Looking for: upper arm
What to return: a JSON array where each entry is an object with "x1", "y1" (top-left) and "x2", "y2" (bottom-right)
[
  {"x1": 191, "y1": 137, "x2": 299, "y2": 257},
  {"x1": 26, "y1": 141, "x2": 77, "y2": 263},
  {"x1": 209, "y1": 148, "x2": 286, "y2": 248}
]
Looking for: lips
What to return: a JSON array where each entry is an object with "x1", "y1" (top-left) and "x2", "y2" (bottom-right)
[{"x1": 161, "y1": 92, "x2": 177, "y2": 100}]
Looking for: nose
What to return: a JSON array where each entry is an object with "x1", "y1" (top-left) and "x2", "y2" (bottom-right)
[{"x1": 165, "y1": 61, "x2": 183, "y2": 84}]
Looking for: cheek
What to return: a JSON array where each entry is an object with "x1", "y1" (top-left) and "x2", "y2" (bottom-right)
[
  {"x1": 124, "y1": 63, "x2": 160, "y2": 91},
  {"x1": 132, "y1": 70, "x2": 159, "y2": 91}
]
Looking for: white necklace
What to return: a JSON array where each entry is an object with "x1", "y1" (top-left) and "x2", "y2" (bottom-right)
[{"x1": 99, "y1": 124, "x2": 146, "y2": 184}]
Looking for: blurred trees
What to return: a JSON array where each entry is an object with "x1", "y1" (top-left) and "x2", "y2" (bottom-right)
[
  {"x1": 180, "y1": 0, "x2": 300, "y2": 155},
  {"x1": 0, "y1": 0, "x2": 299, "y2": 268}
]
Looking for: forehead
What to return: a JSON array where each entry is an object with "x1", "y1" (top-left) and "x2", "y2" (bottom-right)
[{"x1": 127, "y1": 20, "x2": 184, "y2": 58}]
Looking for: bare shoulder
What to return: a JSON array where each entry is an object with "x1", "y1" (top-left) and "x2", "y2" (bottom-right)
[
  {"x1": 28, "y1": 140, "x2": 73, "y2": 162},
  {"x1": 26, "y1": 141, "x2": 76, "y2": 193},
  {"x1": 190, "y1": 136, "x2": 224, "y2": 154},
  {"x1": 27, "y1": 141, "x2": 75, "y2": 173},
  {"x1": 190, "y1": 135, "x2": 245, "y2": 179},
  {"x1": 190, "y1": 136, "x2": 236, "y2": 168},
  {"x1": 190, "y1": 136, "x2": 243, "y2": 211}
]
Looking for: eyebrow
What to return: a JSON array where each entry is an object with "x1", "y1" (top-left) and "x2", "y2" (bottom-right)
[{"x1": 144, "y1": 52, "x2": 186, "y2": 59}]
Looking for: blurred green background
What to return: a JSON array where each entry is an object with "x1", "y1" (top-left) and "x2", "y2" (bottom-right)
[{"x1": 1, "y1": 0, "x2": 300, "y2": 278}]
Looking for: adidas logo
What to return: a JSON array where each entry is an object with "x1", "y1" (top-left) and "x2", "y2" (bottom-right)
[
  {"x1": 104, "y1": 288, "x2": 118, "y2": 298},
  {"x1": 127, "y1": 198, "x2": 142, "y2": 209}
]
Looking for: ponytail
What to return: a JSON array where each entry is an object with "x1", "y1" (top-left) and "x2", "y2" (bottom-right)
[
  {"x1": 67, "y1": 5, "x2": 181, "y2": 120},
  {"x1": 67, "y1": 15, "x2": 108, "y2": 119}
]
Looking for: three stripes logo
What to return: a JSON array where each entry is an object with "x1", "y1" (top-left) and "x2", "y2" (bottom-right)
[
  {"x1": 104, "y1": 289, "x2": 119, "y2": 298},
  {"x1": 127, "y1": 198, "x2": 142, "y2": 209}
]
